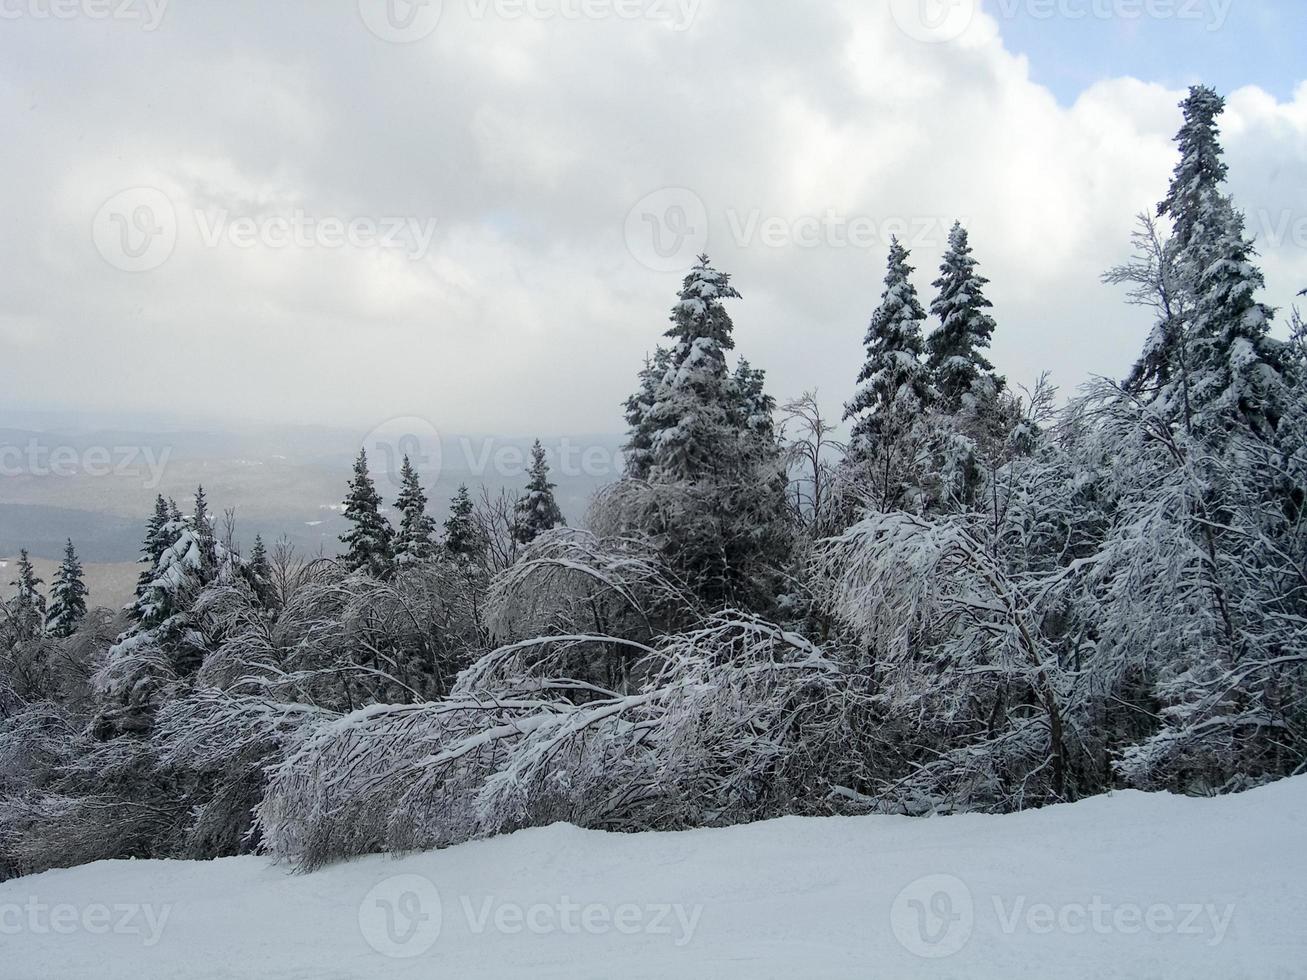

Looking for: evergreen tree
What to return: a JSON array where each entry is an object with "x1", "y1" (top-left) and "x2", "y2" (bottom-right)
[
  {"x1": 1187, "y1": 208, "x2": 1286, "y2": 438},
  {"x1": 1125, "y1": 86, "x2": 1288, "y2": 439},
  {"x1": 622, "y1": 347, "x2": 673, "y2": 481},
  {"x1": 133, "y1": 495, "x2": 174, "y2": 613},
  {"x1": 45, "y1": 539, "x2": 88, "y2": 638},
  {"x1": 926, "y1": 222, "x2": 1003, "y2": 410},
  {"x1": 845, "y1": 237, "x2": 933, "y2": 445},
  {"x1": 618, "y1": 256, "x2": 792, "y2": 609},
  {"x1": 646, "y1": 255, "x2": 743, "y2": 482},
  {"x1": 134, "y1": 487, "x2": 222, "y2": 631},
  {"x1": 513, "y1": 441, "x2": 565, "y2": 547},
  {"x1": 731, "y1": 359, "x2": 778, "y2": 445},
  {"x1": 245, "y1": 534, "x2": 274, "y2": 607},
  {"x1": 339, "y1": 449, "x2": 394, "y2": 577},
  {"x1": 393, "y1": 455, "x2": 437, "y2": 563},
  {"x1": 7, "y1": 549, "x2": 46, "y2": 640},
  {"x1": 191, "y1": 485, "x2": 218, "y2": 581},
  {"x1": 444, "y1": 484, "x2": 481, "y2": 559}
]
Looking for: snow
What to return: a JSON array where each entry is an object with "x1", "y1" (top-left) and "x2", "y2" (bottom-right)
[{"x1": 3, "y1": 776, "x2": 1305, "y2": 978}]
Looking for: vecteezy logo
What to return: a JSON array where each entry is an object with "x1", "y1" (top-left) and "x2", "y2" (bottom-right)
[
  {"x1": 362, "y1": 416, "x2": 443, "y2": 496},
  {"x1": 889, "y1": 0, "x2": 976, "y2": 43},
  {"x1": 624, "y1": 187, "x2": 709, "y2": 273},
  {"x1": 358, "y1": 0, "x2": 443, "y2": 42},
  {"x1": 358, "y1": 874, "x2": 443, "y2": 959},
  {"x1": 890, "y1": 873, "x2": 974, "y2": 959},
  {"x1": 92, "y1": 187, "x2": 178, "y2": 273}
]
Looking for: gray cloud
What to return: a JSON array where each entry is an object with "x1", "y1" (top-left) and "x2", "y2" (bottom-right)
[{"x1": 1, "y1": 1, "x2": 1304, "y2": 435}]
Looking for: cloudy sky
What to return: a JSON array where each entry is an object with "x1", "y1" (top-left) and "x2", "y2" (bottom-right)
[{"x1": 2, "y1": 0, "x2": 1305, "y2": 437}]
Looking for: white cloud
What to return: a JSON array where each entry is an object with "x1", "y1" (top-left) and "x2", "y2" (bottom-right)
[{"x1": 0, "y1": 1, "x2": 1303, "y2": 433}]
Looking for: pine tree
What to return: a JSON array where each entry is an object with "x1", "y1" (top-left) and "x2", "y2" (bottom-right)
[
  {"x1": 622, "y1": 347, "x2": 673, "y2": 481},
  {"x1": 731, "y1": 359, "x2": 778, "y2": 445},
  {"x1": 245, "y1": 534, "x2": 274, "y2": 607},
  {"x1": 392, "y1": 455, "x2": 437, "y2": 563},
  {"x1": 191, "y1": 485, "x2": 218, "y2": 581},
  {"x1": 444, "y1": 484, "x2": 480, "y2": 559},
  {"x1": 646, "y1": 254, "x2": 743, "y2": 482},
  {"x1": 45, "y1": 539, "x2": 88, "y2": 638},
  {"x1": 619, "y1": 256, "x2": 792, "y2": 610},
  {"x1": 1125, "y1": 85, "x2": 1234, "y2": 421},
  {"x1": 845, "y1": 237, "x2": 933, "y2": 445},
  {"x1": 133, "y1": 495, "x2": 174, "y2": 612},
  {"x1": 134, "y1": 487, "x2": 223, "y2": 631},
  {"x1": 513, "y1": 441, "x2": 565, "y2": 547},
  {"x1": 340, "y1": 450, "x2": 394, "y2": 577},
  {"x1": 1125, "y1": 85, "x2": 1288, "y2": 439},
  {"x1": 7, "y1": 549, "x2": 46, "y2": 640},
  {"x1": 927, "y1": 222, "x2": 1003, "y2": 410}
]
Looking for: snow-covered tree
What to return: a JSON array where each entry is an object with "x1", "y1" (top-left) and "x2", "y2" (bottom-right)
[
  {"x1": 513, "y1": 441, "x2": 565, "y2": 547},
  {"x1": 444, "y1": 485, "x2": 481, "y2": 559},
  {"x1": 339, "y1": 450, "x2": 394, "y2": 577},
  {"x1": 645, "y1": 255, "x2": 743, "y2": 483},
  {"x1": 615, "y1": 256, "x2": 792, "y2": 609},
  {"x1": 1187, "y1": 209, "x2": 1287, "y2": 440},
  {"x1": 132, "y1": 495, "x2": 176, "y2": 617},
  {"x1": 393, "y1": 455, "x2": 437, "y2": 563},
  {"x1": 926, "y1": 222, "x2": 1003, "y2": 410},
  {"x1": 844, "y1": 238, "x2": 932, "y2": 447},
  {"x1": 621, "y1": 347, "x2": 672, "y2": 481},
  {"x1": 6, "y1": 550, "x2": 46, "y2": 641},
  {"x1": 45, "y1": 540, "x2": 88, "y2": 638},
  {"x1": 1120, "y1": 85, "x2": 1288, "y2": 440}
]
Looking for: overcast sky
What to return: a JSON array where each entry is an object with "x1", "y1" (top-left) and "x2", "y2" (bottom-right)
[{"x1": 2, "y1": 0, "x2": 1305, "y2": 437}]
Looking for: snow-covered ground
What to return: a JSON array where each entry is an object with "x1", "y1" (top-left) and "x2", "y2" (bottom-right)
[{"x1": 3, "y1": 778, "x2": 1305, "y2": 979}]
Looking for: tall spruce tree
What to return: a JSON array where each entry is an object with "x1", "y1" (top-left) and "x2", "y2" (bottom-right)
[
  {"x1": 513, "y1": 441, "x2": 565, "y2": 546},
  {"x1": 444, "y1": 484, "x2": 480, "y2": 559},
  {"x1": 133, "y1": 495, "x2": 174, "y2": 613},
  {"x1": 45, "y1": 539, "x2": 88, "y2": 638},
  {"x1": 620, "y1": 255, "x2": 792, "y2": 609},
  {"x1": 8, "y1": 549, "x2": 46, "y2": 640},
  {"x1": 927, "y1": 222, "x2": 1003, "y2": 409},
  {"x1": 1123, "y1": 86, "x2": 1287, "y2": 438},
  {"x1": 845, "y1": 237, "x2": 933, "y2": 445},
  {"x1": 245, "y1": 534, "x2": 274, "y2": 607},
  {"x1": 393, "y1": 455, "x2": 437, "y2": 563},
  {"x1": 191, "y1": 485, "x2": 218, "y2": 580},
  {"x1": 645, "y1": 255, "x2": 744, "y2": 483},
  {"x1": 340, "y1": 449, "x2": 394, "y2": 577}
]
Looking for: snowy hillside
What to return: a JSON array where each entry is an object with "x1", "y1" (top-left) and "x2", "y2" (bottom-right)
[{"x1": 3, "y1": 777, "x2": 1305, "y2": 980}]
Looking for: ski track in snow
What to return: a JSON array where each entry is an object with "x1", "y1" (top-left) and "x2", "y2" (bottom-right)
[{"x1": 2, "y1": 776, "x2": 1306, "y2": 979}]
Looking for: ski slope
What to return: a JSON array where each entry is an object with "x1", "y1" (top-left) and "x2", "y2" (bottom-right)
[{"x1": 2, "y1": 777, "x2": 1305, "y2": 979}]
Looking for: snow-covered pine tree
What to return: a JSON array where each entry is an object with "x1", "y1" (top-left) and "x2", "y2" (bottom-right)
[
  {"x1": 393, "y1": 455, "x2": 437, "y2": 563},
  {"x1": 339, "y1": 449, "x2": 394, "y2": 578},
  {"x1": 926, "y1": 222, "x2": 1004, "y2": 410},
  {"x1": 135, "y1": 487, "x2": 222, "y2": 631},
  {"x1": 614, "y1": 255, "x2": 792, "y2": 609},
  {"x1": 191, "y1": 485, "x2": 219, "y2": 581},
  {"x1": 7, "y1": 549, "x2": 46, "y2": 640},
  {"x1": 244, "y1": 534, "x2": 274, "y2": 607},
  {"x1": 45, "y1": 539, "x2": 88, "y2": 638},
  {"x1": 622, "y1": 347, "x2": 673, "y2": 481},
  {"x1": 513, "y1": 441, "x2": 565, "y2": 546},
  {"x1": 646, "y1": 254, "x2": 743, "y2": 483},
  {"x1": 444, "y1": 484, "x2": 481, "y2": 559},
  {"x1": 133, "y1": 495, "x2": 175, "y2": 616},
  {"x1": 845, "y1": 237, "x2": 933, "y2": 446}
]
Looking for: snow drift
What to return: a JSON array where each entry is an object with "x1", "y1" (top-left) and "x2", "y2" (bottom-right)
[{"x1": 2, "y1": 774, "x2": 1304, "y2": 979}]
